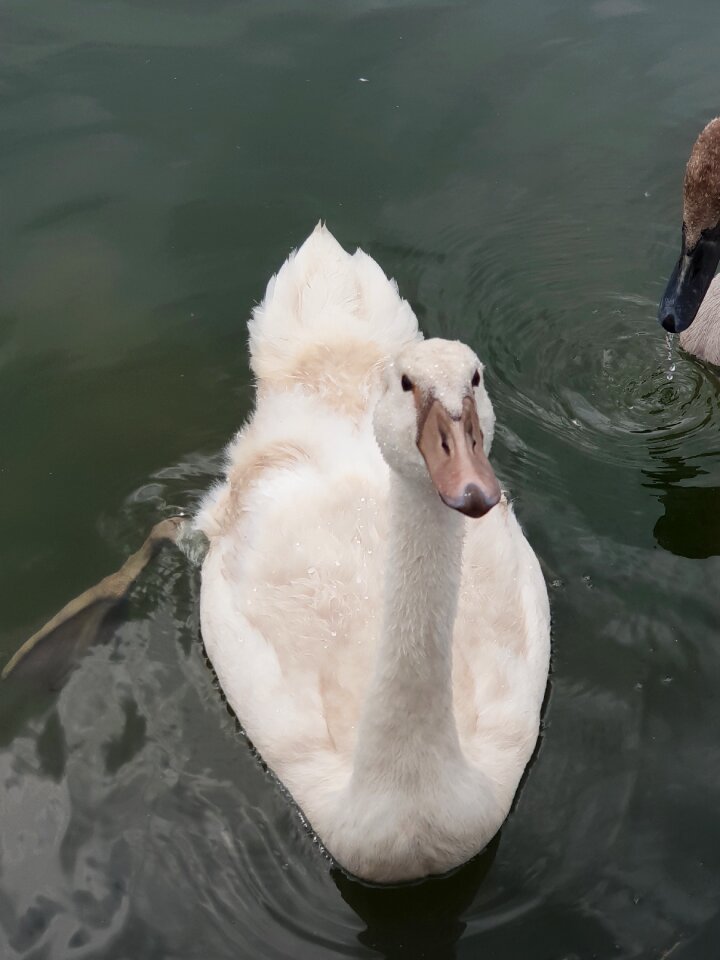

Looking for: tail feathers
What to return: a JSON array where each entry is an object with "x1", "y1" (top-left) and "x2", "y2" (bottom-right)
[{"x1": 248, "y1": 223, "x2": 420, "y2": 390}]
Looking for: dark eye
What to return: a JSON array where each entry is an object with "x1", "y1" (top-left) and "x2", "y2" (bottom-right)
[
  {"x1": 471, "y1": 369, "x2": 480, "y2": 388},
  {"x1": 401, "y1": 374, "x2": 413, "y2": 392}
]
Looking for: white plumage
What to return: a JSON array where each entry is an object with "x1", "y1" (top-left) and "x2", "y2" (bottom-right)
[{"x1": 197, "y1": 223, "x2": 550, "y2": 883}]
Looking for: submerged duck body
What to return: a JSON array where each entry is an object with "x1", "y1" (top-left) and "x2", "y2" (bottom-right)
[
  {"x1": 659, "y1": 117, "x2": 720, "y2": 366},
  {"x1": 196, "y1": 225, "x2": 550, "y2": 883}
]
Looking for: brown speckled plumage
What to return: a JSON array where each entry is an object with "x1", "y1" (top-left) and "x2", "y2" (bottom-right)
[{"x1": 684, "y1": 117, "x2": 720, "y2": 248}]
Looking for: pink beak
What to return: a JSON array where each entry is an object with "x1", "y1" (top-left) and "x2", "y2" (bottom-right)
[{"x1": 417, "y1": 396, "x2": 501, "y2": 518}]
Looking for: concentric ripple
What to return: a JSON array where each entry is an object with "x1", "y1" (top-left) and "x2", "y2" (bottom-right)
[{"x1": 483, "y1": 286, "x2": 720, "y2": 470}]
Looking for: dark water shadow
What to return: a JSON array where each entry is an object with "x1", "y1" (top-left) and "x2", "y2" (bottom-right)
[
  {"x1": 0, "y1": 569, "x2": 187, "y2": 777},
  {"x1": 654, "y1": 483, "x2": 720, "y2": 558},
  {"x1": 644, "y1": 454, "x2": 720, "y2": 559},
  {"x1": 643, "y1": 351, "x2": 720, "y2": 559},
  {"x1": 3, "y1": 600, "x2": 127, "y2": 690},
  {"x1": 0, "y1": 606, "x2": 126, "y2": 749},
  {"x1": 332, "y1": 836, "x2": 500, "y2": 960}
]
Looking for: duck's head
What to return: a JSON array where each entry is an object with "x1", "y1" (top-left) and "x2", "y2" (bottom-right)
[
  {"x1": 660, "y1": 117, "x2": 720, "y2": 334},
  {"x1": 373, "y1": 339, "x2": 501, "y2": 519}
]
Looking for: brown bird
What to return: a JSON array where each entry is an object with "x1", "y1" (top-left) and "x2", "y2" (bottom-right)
[{"x1": 659, "y1": 117, "x2": 720, "y2": 366}]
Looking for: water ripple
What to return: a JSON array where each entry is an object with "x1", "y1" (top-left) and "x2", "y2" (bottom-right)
[{"x1": 485, "y1": 290, "x2": 720, "y2": 469}]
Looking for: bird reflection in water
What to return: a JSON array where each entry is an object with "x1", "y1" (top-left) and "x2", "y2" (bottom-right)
[
  {"x1": 644, "y1": 452, "x2": 720, "y2": 559},
  {"x1": 332, "y1": 835, "x2": 500, "y2": 960}
]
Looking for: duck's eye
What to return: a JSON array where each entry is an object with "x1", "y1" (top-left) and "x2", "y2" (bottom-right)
[
  {"x1": 471, "y1": 369, "x2": 480, "y2": 388},
  {"x1": 401, "y1": 374, "x2": 413, "y2": 392}
]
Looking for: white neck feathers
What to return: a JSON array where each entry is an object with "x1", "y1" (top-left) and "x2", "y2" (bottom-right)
[{"x1": 350, "y1": 473, "x2": 466, "y2": 793}]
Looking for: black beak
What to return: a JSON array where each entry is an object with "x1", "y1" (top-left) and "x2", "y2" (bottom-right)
[{"x1": 659, "y1": 230, "x2": 720, "y2": 334}]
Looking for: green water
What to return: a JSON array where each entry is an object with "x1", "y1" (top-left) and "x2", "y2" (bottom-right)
[{"x1": 2, "y1": 0, "x2": 720, "y2": 957}]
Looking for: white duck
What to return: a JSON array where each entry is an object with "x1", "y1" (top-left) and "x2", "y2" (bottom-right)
[{"x1": 196, "y1": 224, "x2": 550, "y2": 884}]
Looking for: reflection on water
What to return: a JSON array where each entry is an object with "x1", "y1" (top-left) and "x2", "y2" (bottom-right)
[
  {"x1": 333, "y1": 842, "x2": 499, "y2": 960},
  {"x1": 647, "y1": 457, "x2": 720, "y2": 559},
  {"x1": 654, "y1": 483, "x2": 720, "y2": 559},
  {"x1": 3, "y1": 0, "x2": 720, "y2": 956},
  {"x1": 642, "y1": 357, "x2": 720, "y2": 558}
]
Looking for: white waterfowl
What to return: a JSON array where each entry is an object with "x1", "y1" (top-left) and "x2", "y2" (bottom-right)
[{"x1": 196, "y1": 224, "x2": 550, "y2": 884}]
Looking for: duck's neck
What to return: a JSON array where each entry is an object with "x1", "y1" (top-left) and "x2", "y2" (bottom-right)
[{"x1": 351, "y1": 473, "x2": 466, "y2": 792}]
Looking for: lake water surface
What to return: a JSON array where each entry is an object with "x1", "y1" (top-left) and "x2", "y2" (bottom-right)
[{"x1": 2, "y1": 1, "x2": 720, "y2": 957}]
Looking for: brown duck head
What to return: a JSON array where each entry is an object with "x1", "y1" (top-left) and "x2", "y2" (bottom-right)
[{"x1": 659, "y1": 117, "x2": 720, "y2": 334}]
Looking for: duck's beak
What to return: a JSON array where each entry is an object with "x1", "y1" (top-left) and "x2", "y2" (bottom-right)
[
  {"x1": 417, "y1": 396, "x2": 501, "y2": 519},
  {"x1": 659, "y1": 230, "x2": 720, "y2": 334}
]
